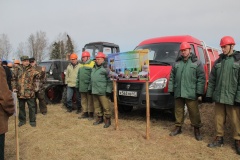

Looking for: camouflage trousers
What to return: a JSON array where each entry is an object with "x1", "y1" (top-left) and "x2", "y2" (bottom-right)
[
  {"x1": 92, "y1": 95, "x2": 111, "y2": 118},
  {"x1": 18, "y1": 98, "x2": 36, "y2": 125},
  {"x1": 35, "y1": 89, "x2": 47, "y2": 114}
]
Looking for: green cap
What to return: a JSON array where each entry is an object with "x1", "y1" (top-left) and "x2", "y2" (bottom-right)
[{"x1": 20, "y1": 55, "x2": 29, "y2": 61}]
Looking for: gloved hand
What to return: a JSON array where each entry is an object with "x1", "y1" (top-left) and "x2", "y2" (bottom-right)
[
  {"x1": 169, "y1": 92, "x2": 174, "y2": 96},
  {"x1": 106, "y1": 92, "x2": 112, "y2": 98},
  {"x1": 196, "y1": 94, "x2": 202, "y2": 97},
  {"x1": 88, "y1": 90, "x2": 92, "y2": 95},
  {"x1": 234, "y1": 101, "x2": 240, "y2": 107},
  {"x1": 205, "y1": 97, "x2": 213, "y2": 103}
]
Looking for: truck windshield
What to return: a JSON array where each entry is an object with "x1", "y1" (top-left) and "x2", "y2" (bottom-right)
[
  {"x1": 84, "y1": 45, "x2": 100, "y2": 58},
  {"x1": 38, "y1": 62, "x2": 52, "y2": 72},
  {"x1": 135, "y1": 43, "x2": 180, "y2": 64}
]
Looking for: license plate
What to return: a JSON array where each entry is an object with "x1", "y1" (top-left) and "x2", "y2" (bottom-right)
[{"x1": 118, "y1": 90, "x2": 137, "y2": 97}]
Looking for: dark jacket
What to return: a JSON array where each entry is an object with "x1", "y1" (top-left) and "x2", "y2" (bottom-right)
[
  {"x1": 168, "y1": 54, "x2": 206, "y2": 100},
  {"x1": 206, "y1": 51, "x2": 240, "y2": 105},
  {"x1": 2, "y1": 65, "x2": 12, "y2": 90},
  {"x1": 0, "y1": 66, "x2": 14, "y2": 134}
]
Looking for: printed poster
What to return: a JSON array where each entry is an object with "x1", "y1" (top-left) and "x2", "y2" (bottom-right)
[{"x1": 107, "y1": 49, "x2": 149, "y2": 81}]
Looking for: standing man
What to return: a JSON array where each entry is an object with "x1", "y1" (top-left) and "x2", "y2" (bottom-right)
[
  {"x1": 2, "y1": 61, "x2": 12, "y2": 91},
  {"x1": 90, "y1": 52, "x2": 112, "y2": 128},
  {"x1": 66, "y1": 53, "x2": 81, "y2": 113},
  {"x1": 12, "y1": 55, "x2": 43, "y2": 127},
  {"x1": 76, "y1": 51, "x2": 95, "y2": 120},
  {"x1": 168, "y1": 42, "x2": 205, "y2": 141},
  {"x1": 29, "y1": 57, "x2": 47, "y2": 115},
  {"x1": 0, "y1": 65, "x2": 15, "y2": 160},
  {"x1": 206, "y1": 36, "x2": 240, "y2": 155}
]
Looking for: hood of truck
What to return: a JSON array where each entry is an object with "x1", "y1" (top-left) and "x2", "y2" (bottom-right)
[{"x1": 149, "y1": 65, "x2": 172, "y2": 82}]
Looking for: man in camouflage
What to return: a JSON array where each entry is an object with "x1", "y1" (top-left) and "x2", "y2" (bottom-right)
[
  {"x1": 29, "y1": 57, "x2": 47, "y2": 115},
  {"x1": 12, "y1": 55, "x2": 44, "y2": 127}
]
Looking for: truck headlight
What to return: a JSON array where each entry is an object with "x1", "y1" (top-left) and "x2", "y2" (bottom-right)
[{"x1": 149, "y1": 78, "x2": 167, "y2": 89}]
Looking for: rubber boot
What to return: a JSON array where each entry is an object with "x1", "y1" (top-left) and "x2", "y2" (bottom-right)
[
  {"x1": 88, "y1": 112, "x2": 94, "y2": 120},
  {"x1": 235, "y1": 140, "x2": 240, "y2": 155},
  {"x1": 93, "y1": 116, "x2": 103, "y2": 125},
  {"x1": 194, "y1": 127, "x2": 203, "y2": 141},
  {"x1": 207, "y1": 136, "x2": 224, "y2": 148},
  {"x1": 103, "y1": 118, "x2": 111, "y2": 128},
  {"x1": 78, "y1": 112, "x2": 88, "y2": 119},
  {"x1": 169, "y1": 126, "x2": 182, "y2": 136}
]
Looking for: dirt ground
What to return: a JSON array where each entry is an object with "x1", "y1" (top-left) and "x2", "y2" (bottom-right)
[{"x1": 5, "y1": 103, "x2": 240, "y2": 160}]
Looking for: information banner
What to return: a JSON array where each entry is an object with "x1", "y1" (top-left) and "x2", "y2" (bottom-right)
[{"x1": 107, "y1": 49, "x2": 149, "y2": 81}]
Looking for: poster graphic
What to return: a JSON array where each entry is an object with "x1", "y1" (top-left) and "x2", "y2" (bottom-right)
[{"x1": 107, "y1": 49, "x2": 149, "y2": 80}]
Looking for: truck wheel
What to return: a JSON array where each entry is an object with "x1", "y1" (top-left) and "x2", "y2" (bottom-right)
[
  {"x1": 45, "y1": 85, "x2": 63, "y2": 104},
  {"x1": 118, "y1": 105, "x2": 133, "y2": 113}
]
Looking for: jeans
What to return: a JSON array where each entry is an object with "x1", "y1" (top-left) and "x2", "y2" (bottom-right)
[{"x1": 67, "y1": 86, "x2": 81, "y2": 110}]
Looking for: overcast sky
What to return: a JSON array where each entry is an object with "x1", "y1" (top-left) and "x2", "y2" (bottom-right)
[{"x1": 1, "y1": 0, "x2": 240, "y2": 59}]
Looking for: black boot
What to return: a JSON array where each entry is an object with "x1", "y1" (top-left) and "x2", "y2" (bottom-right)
[
  {"x1": 88, "y1": 112, "x2": 94, "y2": 120},
  {"x1": 169, "y1": 126, "x2": 182, "y2": 136},
  {"x1": 93, "y1": 116, "x2": 103, "y2": 125},
  {"x1": 207, "y1": 136, "x2": 224, "y2": 148},
  {"x1": 76, "y1": 108, "x2": 81, "y2": 114},
  {"x1": 78, "y1": 112, "x2": 88, "y2": 119},
  {"x1": 194, "y1": 127, "x2": 203, "y2": 141},
  {"x1": 103, "y1": 118, "x2": 111, "y2": 128},
  {"x1": 235, "y1": 140, "x2": 240, "y2": 155}
]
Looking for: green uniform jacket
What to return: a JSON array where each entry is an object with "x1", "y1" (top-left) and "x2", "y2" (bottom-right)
[
  {"x1": 12, "y1": 64, "x2": 42, "y2": 99},
  {"x1": 206, "y1": 51, "x2": 240, "y2": 105},
  {"x1": 168, "y1": 54, "x2": 206, "y2": 100},
  {"x1": 89, "y1": 64, "x2": 112, "y2": 95},
  {"x1": 76, "y1": 60, "x2": 95, "y2": 92},
  {"x1": 66, "y1": 63, "x2": 81, "y2": 87}
]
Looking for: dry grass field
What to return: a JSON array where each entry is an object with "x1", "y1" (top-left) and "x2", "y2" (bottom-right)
[{"x1": 5, "y1": 103, "x2": 240, "y2": 160}]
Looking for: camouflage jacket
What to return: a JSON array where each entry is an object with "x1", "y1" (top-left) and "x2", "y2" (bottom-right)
[
  {"x1": 11, "y1": 64, "x2": 43, "y2": 99},
  {"x1": 33, "y1": 65, "x2": 46, "y2": 92}
]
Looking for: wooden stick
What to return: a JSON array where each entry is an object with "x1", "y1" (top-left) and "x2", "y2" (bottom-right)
[
  {"x1": 13, "y1": 92, "x2": 19, "y2": 160},
  {"x1": 145, "y1": 81, "x2": 150, "y2": 140},
  {"x1": 113, "y1": 80, "x2": 119, "y2": 130}
]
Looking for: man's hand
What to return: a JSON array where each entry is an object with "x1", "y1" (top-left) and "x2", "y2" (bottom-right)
[
  {"x1": 13, "y1": 89, "x2": 18, "y2": 92},
  {"x1": 197, "y1": 94, "x2": 202, "y2": 98},
  {"x1": 42, "y1": 66, "x2": 46, "y2": 72}
]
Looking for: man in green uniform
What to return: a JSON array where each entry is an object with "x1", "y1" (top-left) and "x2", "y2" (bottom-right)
[
  {"x1": 29, "y1": 57, "x2": 47, "y2": 115},
  {"x1": 206, "y1": 36, "x2": 240, "y2": 155},
  {"x1": 89, "y1": 52, "x2": 113, "y2": 128},
  {"x1": 168, "y1": 42, "x2": 205, "y2": 141},
  {"x1": 76, "y1": 51, "x2": 95, "y2": 120},
  {"x1": 12, "y1": 55, "x2": 44, "y2": 127}
]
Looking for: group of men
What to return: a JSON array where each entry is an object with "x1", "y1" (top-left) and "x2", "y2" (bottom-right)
[
  {"x1": 168, "y1": 36, "x2": 240, "y2": 155},
  {"x1": 1, "y1": 36, "x2": 240, "y2": 158},
  {"x1": 65, "y1": 51, "x2": 112, "y2": 128}
]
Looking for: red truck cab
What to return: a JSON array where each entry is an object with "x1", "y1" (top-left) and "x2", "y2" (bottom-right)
[{"x1": 117, "y1": 35, "x2": 220, "y2": 113}]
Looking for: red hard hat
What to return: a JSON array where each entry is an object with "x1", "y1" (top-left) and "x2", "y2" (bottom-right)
[
  {"x1": 70, "y1": 53, "x2": 78, "y2": 60},
  {"x1": 180, "y1": 42, "x2": 191, "y2": 50},
  {"x1": 96, "y1": 52, "x2": 106, "y2": 58},
  {"x1": 82, "y1": 51, "x2": 90, "y2": 58},
  {"x1": 14, "y1": 59, "x2": 20, "y2": 64},
  {"x1": 220, "y1": 36, "x2": 235, "y2": 47}
]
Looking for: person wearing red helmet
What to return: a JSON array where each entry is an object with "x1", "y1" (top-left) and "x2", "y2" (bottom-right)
[
  {"x1": 206, "y1": 36, "x2": 240, "y2": 155},
  {"x1": 89, "y1": 52, "x2": 113, "y2": 128},
  {"x1": 65, "y1": 53, "x2": 81, "y2": 113},
  {"x1": 76, "y1": 51, "x2": 95, "y2": 120},
  {"x1": 168, "y1": 42, "x2": 205, "y2": 141}
]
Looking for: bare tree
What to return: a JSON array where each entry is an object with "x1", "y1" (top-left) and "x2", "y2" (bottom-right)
[
  {"x1": 0, "y1": 34, "x2": 12, "y2": 60},
  {"x1": 28, "y1": 31, "x2": 48, "y2": 62},
  {"x1": 16, "y1": 42, "x2": 28, "y2": 59}
]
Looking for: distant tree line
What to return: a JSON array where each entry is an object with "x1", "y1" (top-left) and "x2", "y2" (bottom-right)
[{"x1": 0, "y1": 31, "x2": 76, "y2": 62}]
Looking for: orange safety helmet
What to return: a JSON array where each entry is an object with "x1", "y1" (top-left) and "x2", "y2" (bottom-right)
[
  {"x1": 14, "y1": 59, "x2": 20, "y2": 64},
  {"x1": 220, "y1": 36, "x2": 235, "y2": 47},
  {"x1": 96, "y1": 52, "x2": 106, "y2": 58},
  {"x1": 70, "y1": 53, "x2": 78, "y2": 60},
  {"x1": 82, "y1": 51, "x2": 90, "y2": 58},
  {"x1": 7, "y1": 62, "x2": 13, "y2": 68},
  {"x1": 180, "y1": 42, "x2": 191, "y2": 50}
]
